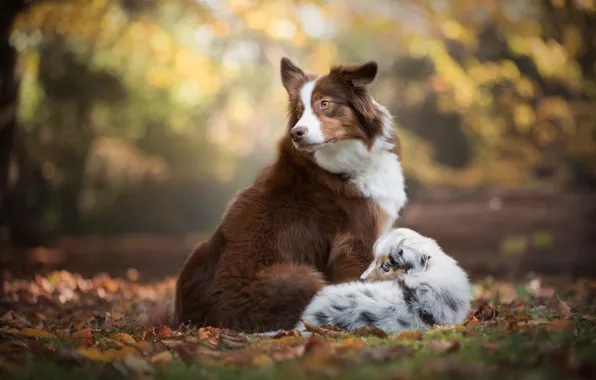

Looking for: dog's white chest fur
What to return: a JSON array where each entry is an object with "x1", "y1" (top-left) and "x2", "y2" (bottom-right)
[{"x1": 314, "y1": 138, "x2": 407, "y2": 232}]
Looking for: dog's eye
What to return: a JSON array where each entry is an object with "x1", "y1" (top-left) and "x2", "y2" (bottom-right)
[
  {"x1": 398, "y1": 249, "x2": 404, "y2": 256},
  {"x1": 381, "y1": 262, "x2": 390, "y2": 273},
  {"x1": 320, "y1": 100, "x2": 330, "y2": 109}
]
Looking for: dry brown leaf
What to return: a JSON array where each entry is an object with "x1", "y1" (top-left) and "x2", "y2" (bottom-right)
[
  {"x1": 303, "y1": 335, "x2": 335, "y2": 357},
  {"x1": 218, "y1": 330, "x2": 250, "y2": 349},
  {"x1": 302, "y1": 320, "x2": 345, "y2": 338},
  {"x1": 397, "y1": 331, "x2": 423, "y2": 341},
  {"x1": 71, "y1": 328, "x2": 94, "y2": 346},
  {"x1": 351, "y1": 326, "x2": 387, "y2": 338},
  {"x1": 555, "y1": 294, "x2": 572, "y2": 318},
  {"x1": 546, "y1": 319, "x2": 573, "y2": 333},
  {"x1": 133, "y1": 341, "x2": 153, "y2": 353},
  {"x1": 19, "y1": 328, "x2": 56, "y2": 339},
  {"x1": 428, "y1": 340, "x2": 461, "y2": 353},
  {"x1": 270, "y1": 345, "x2": 306, "y2": 362},
  {"x1": 271, "y1": 330, "x2": 301, "y2": 339},
  {"x1": 270, "y1": 335, "x2": 305, "y2": 346}
]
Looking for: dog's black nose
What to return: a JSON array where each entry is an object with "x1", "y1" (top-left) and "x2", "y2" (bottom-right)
[
  {"x1": 359, "y1": 277, "x2": 366, "y2": 282},
  {"x1": 290, "y1": 126, "x2": 307, "y2": 141}
]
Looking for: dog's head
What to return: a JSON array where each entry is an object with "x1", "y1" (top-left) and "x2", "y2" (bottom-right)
[{"x1": 280, "y1": 57, "x2": 387, "y2": 152}]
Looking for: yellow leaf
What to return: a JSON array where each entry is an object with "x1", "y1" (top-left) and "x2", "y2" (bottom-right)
[
  {"x1": 76, "y1": 348, "x2": 111, "y2": 362},
  {"x1": 6, "y1": 328, "x2": 20, "y2": 335},
  {"x1": 253, "y1": 353, "x2": 273, "y2": 367},
  {"x1": 112, "y1": 333, "x2": 136, "y2": 345},
  {"x1": 397, "y1": 331, "x2": 423, "y2": 341},
  {"x1": 150, "y1": 351, "x2": 173, "y2": 365},
  {"x1": 19, "y1": 328, "x2": 56, "y2": 339},
  {"x1": 338, "y1": 337, "x2": 367, "y2": 350},
  {"x1": 102, "y1": 338, "x2": 124, "y2": 347}
]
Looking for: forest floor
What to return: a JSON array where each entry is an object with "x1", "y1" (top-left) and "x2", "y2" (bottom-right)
[{"x1": 1, "y1": 271, "x2": 596, "y2": 380}]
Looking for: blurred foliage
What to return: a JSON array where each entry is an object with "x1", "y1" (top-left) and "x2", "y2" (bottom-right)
[{"x1": 6, "y1": 0, "x2": 596, "y2": 237}]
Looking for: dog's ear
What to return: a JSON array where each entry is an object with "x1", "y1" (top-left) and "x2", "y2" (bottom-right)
[
  {"x1": 280, "y1": 57, "x2": 306, "y2": 95},
  {"x1": 330, "y1": 61, "x2": 378, "y2": 87}
]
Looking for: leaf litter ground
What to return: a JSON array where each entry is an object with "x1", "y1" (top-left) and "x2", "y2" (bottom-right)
[{"x1": 1, "y1": 271, "x2": 596, "y2": 380}]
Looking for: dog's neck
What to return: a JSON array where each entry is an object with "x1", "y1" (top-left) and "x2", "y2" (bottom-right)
[{"x1": 278, "y1": 104, "x2": 407, "y2": 232}]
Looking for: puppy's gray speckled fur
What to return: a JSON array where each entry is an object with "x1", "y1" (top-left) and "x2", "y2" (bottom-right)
[{"x1": 297, "y1": 228, "x2": 472, "y2": 332}]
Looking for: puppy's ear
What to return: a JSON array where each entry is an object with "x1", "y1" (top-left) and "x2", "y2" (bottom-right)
[{"x1": 422, "y1": 254, "x2": 430, "y2": 271}]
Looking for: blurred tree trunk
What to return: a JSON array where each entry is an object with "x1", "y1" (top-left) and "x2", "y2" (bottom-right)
[{"x1": 0, "y1": 1, "x2": 26, "y2": 240}]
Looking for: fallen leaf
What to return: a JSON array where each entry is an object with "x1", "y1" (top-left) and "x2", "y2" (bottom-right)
[
  {"x1": 555, "y1": 294, "x2": 572, "y2": 318},
  {"x1": 547, "y1": 319, "x2": 573, "y2": 333},
  {"x1": 270, "y1": 345, "x2": 306, "y2": 361},
  {"x1": 397, "y1": 331, "x2": 423, "y2": 341},
  {"x1": 218, "y1": 330, "x2": 250, "y2": 349},
  {"x1": 270, "y1": 335, "x2": 305, "y2": 346},
  {"x1": 76, "y1": 348, "x2": 110, "y2": 362},
  {"x1": 303, "y1": 335, "x2": 334, "y2": 357},
  {"x1": 71, "y1": 328, "x2": 94, "y2": 346},
  {"x1": 112, "y1": 333, "x2": 136, "y2": 345},
  {"x1": 302, "y1": 320, "x2": 345, "y2": 338},
  {"x1": 150, "y1": 351, "x2": 173, "y2": 365},
  {"x1": 19, "y1": 328, "x2": 56, "y2": 339},
  {"x1": 336, "y1": 337, "x2": 368, "y2": 351},
  {"x1": 351, "y1": 326, "x2": 387, "y2": 338},
  {"x1": 464, "y1": 303, "x2": 498, "y2": 325},
  {"x1": 133, "y1": 341, "x2": 153, "y2": 353},
  {"x1": 272, "y1": 330, "x2": 301, "y2": 339},
  {"x1": 428, "y1": 340, "x2": 460, "y2": 353},
  {"x1": 156, "y1": 325, "x2": 173, "y2": 337},
  {"x1": 123, "y1": 354, "x2": 154, "y2": 377}
]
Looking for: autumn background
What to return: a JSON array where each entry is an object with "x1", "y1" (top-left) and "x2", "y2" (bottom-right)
[
  {"x1": 1, "y1": 0, "x2": 594, "y2": 281},
  {"x1": 0, "y1": 0, "x2": 596, "y2": 378}
]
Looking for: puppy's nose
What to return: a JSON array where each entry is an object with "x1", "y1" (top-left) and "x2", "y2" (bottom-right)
[
  {"x1": 359, "y1": 277, "x2": 366, "y2": 282},
  {"x1": 290, "y1": 126, "x2": 307, "y2": 142}
]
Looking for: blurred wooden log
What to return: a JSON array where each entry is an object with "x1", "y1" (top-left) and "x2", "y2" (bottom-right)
[
  {"x1": 1, "y1": 188, "x2": 594, "y2": 281},
  {"x1": 402, "y1": 188, "x2": 596, "y2": 279}
]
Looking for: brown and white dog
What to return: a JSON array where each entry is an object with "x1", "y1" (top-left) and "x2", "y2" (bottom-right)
[{"x1": 141, "y1": 58, "x2": 407, "y2": 332}]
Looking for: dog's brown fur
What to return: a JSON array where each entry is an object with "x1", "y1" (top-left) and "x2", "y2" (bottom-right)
[{"x1": 143, "y1": 58, "x2": 402, "y2": 332}]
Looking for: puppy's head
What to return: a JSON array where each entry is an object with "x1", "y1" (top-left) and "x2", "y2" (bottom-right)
[{"x1": 359, "y1": 231, "x2": 430, "y2": 282}]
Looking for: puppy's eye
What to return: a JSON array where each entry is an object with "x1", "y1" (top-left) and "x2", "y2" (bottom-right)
[
  {"x1": 398, "y1": 249, "x2": 404, "y2": 256},
  {"x1": 320, "y1": 100, "x2": 330, "y2": 109},
  {"x1": 381, "y1": 262, "x2": 390, "y2": 273}
]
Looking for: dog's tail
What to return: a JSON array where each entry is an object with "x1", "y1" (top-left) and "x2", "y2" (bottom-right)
[{"x1": 137, "y1": 298, "x2": 177, "y2": 328}]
